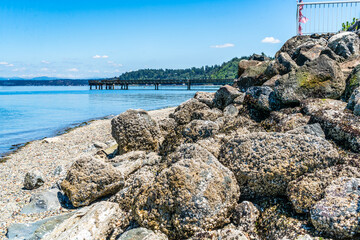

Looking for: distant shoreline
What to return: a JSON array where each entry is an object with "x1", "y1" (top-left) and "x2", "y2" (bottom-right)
[{"x1": 0, "y1": 79, "x2": 90, "y2": 86}]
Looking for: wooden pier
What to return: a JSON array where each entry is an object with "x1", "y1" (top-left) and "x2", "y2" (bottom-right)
[{"x1": 88, "y1": 78, "x2": 234, "y2": 90}]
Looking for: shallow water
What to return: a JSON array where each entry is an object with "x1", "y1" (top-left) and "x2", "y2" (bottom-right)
[{"x1": 0, "y1": 85, "x2": 219, "y2": 156}]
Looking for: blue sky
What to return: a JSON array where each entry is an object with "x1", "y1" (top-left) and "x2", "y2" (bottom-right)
[{"x1": 0, "y1": 0, "x2": 298, "y2": 79}]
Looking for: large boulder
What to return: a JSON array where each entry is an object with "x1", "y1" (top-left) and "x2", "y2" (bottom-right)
[
  {"x1": 213, "y1": 85, "x2": 243, "y2": 110},
  {"x1": 244, "y1": 86, "x2": 279, "y2": 112},
  {"x1": 134, "y1": 144, "x2": 240, "y2": 239},
  {"x1": 310, "y1": 177, "x2": 360, "y2": 239},
  {"x1": 302, "y1": 98, "x2": 360, "y2": 153},
  {"x1": 265, "y1": 52, "x2": 298, "y2": 77},
  {"x1": 287, "y1": 165, "x2": 360, "y2": 214},
  {"x1": 275, "y1": 35, "x2": 311, "y2": 59},
  {"x1": 182, "y1": 120, "x2": 220, "y2": 142},
  {"x1": 275, "y1": 55, "x2": 345, "y2": 105},
  {"x1": 110, "y1": 165, "x2": 160, "y2": 212},
  {"x1": 111, "y1": 109, "x2": 163, "y2": 154},
  {"x1": 170, "y1": 98, "x2": 210, "y2": 125},
  {"x1": 238, "y1": 59, "x2": 261, "y2": 76},
  {"x1": 236, "y1": 61, "x2": 270, "y2": 90},
  {"x1": 219, "y1": 132, "x2": 339, "y2": 198},
  {"x1": 61, "y1": 156, "x2": 124, "y2": 207},
  {"x1": 44, "y1": 201, "x2": 129, "y2": 240},
  {"x1": 194, "y1": 91, "x2": 215, "y2": 108},
  {"x1": 293, "y1": 43, "x2": 326, "y2": 66},
  {"x1": 328, "y1": 32, "x2": 360, "y2": 59}
]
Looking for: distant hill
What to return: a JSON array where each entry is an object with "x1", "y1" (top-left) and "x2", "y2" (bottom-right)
[{"x1": 0, "y1": 79, "x2": 90, "y2": 86}]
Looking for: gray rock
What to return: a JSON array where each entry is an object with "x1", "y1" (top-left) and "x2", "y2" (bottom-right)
[
  {"x1": 170, "y1": 98, "x2": 210, "y2": 125},
  {"x1": 182, "y1": 120, "x2": 220, "y2": 142},
  {"x1": 275, "y1": 55, "x2": 345, "y2": 105},
  {"x1": 328, "y1": 32, "x2": 360, "y2": 59},
  {"x1": 236, "y1": 61, "x2": 270, "y2": 90},
  {"x1": 286, "y1": 123, "x2": 325, "y2": 138},
  {"x1": 275, "y1": 35, "x2": 311, "y2": 59},
  {"x1": 134, "y1": 144, "x2": 240, "y2": 239},
  {"x1": 213, "y1": 85, "x2": 242, "y2": 110},
  {"x1": 293, "y1": 43, "x2": 325, "y2": 66},
  {"x1": 219, "y1": 132, "x2": 339, "y2": 198},
  {"x1": 347, "y1": 86, "x2": 360, "y2": 111},
  {"x1": 21, "y1": 188, "x2": 62, "y2": 214},
  {"x1": 53, "y1": 166, "x2": 63, "y2": 176},
  {"x1": 245, "y1": 86, "x2": 279, "y2": 112},
  {"x1": 6, "y1": 213, "x2": 74, "y2": 240},
  {"x1": 111, "y1": 109, "x2": 163, "y2": 154},
  {"x1": 118, "y1": 228, "x2": 168, "y2": 240},
  {"x1": 311, "y1": 177, "x2": 360, "y2": 238},
  {"x1": 61, "y1": 155, "x2": 124, "y2": 207},
  {"x1": 343, "y1": 64, "x2": 360, "y2": 100},
  {"x1": 232, "y1": 201, "x2": 260, "y2": 236},
  {"x1": 262, "y1": 108, "x2": 310, "y2": 132},
  {"x1": 287, "y1": 165, "x2": 360, "y2": 214},
  {"x1": 43, "y1": 201, "x2": 129, "y2": 240},
  {"x1": 238, "y1": 59, "x2": 261, "y2": 76},
  {"x1": 223, "y1": 104, "x2": 239, "y2": 117},
  {"x1": 194, "y1": 91, "x2": 215, "y2": 108},
  {"x1": 302, "y1": 98, "x2": 360, "y2": 153},
  {"x1": 24, "y1": 170, "x2": 45, "y2": 190}
]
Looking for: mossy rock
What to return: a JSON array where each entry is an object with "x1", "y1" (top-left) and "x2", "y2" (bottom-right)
[{"x1": 343, "y1": 64, "x2": 360, "y2": 100}]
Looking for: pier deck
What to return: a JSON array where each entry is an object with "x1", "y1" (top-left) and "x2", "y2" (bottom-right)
[{"x1": 88, "y1": 78, "x2": 234, "y2": 90}]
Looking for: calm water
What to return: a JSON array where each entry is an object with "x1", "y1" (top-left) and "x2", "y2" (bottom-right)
[{"x1": 0, "y1": 85, "x2": 219, "y2": 156}]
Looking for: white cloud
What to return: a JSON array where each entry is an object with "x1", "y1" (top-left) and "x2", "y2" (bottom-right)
[
  {"x1": 6, "y1": 64, "x2": 14, "y2": 67},
  {"x1": 41, "y1": 60, "x2": 50, "y2": 64},
  {"x1": 210, "y1": 43, "x2": 235, "y2": 48},
  {"x1": 93, "y1": 55, "x2": 109, "y2": 59},
  {"x1": 261, "y1": 37, "x2": 281, "y2": 44},
  {"x1": 0, "y1": 62, "x2": 14, "y2": 67},
  {"x1": 0, "y1": 62, "x2": 9, "y2": 65},
  {"x1": 67, "y1": 68, "x2": 79, "y2": 72},
  {"x1": 41, "y1": 68, "x2": 49, "y2": 71},
  {"x1": 88, "y1": 70, "x2": 100, "y2": 73}
]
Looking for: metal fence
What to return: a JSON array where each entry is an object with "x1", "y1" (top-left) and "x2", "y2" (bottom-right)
[{"x1": 297, "y1": 0, "x2": 360, "y2": 35}]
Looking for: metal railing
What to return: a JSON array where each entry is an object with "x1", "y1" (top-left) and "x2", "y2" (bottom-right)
[{"x1": 297, "y1": 0, "x2": 360, "y2": 35}]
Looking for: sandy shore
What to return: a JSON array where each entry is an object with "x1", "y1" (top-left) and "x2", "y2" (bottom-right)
[{"x1": 0, "y1": 107, "x2": 175, "y2": 239}]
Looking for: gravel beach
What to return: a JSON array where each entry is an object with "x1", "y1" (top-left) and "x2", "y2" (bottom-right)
[{"x1": 0, "y1": 107, "x2": 175, "y2": 239}]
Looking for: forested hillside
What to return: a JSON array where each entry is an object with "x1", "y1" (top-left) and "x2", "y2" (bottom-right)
[{"x1": 118, "y1": 57, "x2": 248, "y2": 80}]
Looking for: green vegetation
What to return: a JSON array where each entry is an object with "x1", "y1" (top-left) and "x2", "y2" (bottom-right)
[
  {"x1": 118, "y1": 56, "x2": 250, "y2": 80},
  {"x1": 342, "y1": 18, "x2": 358, "y2": 31}
]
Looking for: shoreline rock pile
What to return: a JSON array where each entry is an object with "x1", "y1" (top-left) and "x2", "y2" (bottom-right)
[{"x1": 7, "y1": 30, "x2": 360, "y2": 240}]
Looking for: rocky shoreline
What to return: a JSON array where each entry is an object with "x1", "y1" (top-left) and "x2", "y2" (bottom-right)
[{"x1": 2, "y1": 30, "x2": 360, "y2": 240}]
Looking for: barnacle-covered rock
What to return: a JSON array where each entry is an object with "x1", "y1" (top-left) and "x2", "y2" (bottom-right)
[
  {"x1": 219, "y1": 132, "x2": 338, "y2": 198},
  {"x1": 287, "y1": 165, "x2": 360, "y2": 214},
  {"x1": 133, "y1": 144, "x2": 240, "y2": 239},
  {"x1": 302, "y1": 98, "x2": 360, "y2": 153},
  {"x1": 170, "y1": 98, "x2": 210, "y2": 125},
  {"x1": 111, "y1": 109, "x2": 163, "y2": 154},
  {"x1": 311, "y1": 177, "x2": 360, "y2": 239}
]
